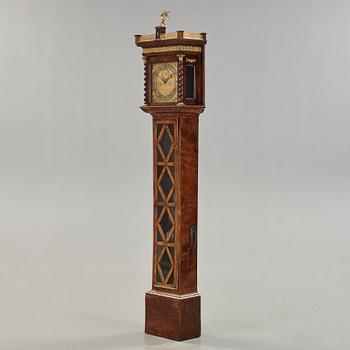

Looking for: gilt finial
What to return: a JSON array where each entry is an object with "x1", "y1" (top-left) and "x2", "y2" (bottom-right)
[{"x1": 160, "y1": 10, "x2": 170, "y2": 27}]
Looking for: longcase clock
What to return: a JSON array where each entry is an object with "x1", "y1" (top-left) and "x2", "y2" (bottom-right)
[{"x1": 135, "y1": 17, "x2": 207, "y2": 341}]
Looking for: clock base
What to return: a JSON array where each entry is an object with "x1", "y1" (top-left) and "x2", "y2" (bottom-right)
[{"x1": 145, "y1": 290, "x2": 201, "y2": 341}]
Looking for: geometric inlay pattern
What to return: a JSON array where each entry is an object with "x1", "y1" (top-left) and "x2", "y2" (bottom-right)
[{"x1": 155, "y1": 122, "x2": 176, "y2": 285}]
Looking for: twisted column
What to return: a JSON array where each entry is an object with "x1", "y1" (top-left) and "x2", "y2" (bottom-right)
[
  {"x1": 142, "y1": 56, "x2": 148, "y2": 105},
  {"x1": 177, "y1": 54, "x2": 185, "y2": 105}
]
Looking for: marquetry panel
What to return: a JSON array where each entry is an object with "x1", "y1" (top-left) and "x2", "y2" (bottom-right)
[{"x1": 154, "y1": 120, "x2": 177, "y2": 288}]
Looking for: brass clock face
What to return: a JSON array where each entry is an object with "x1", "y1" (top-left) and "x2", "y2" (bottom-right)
[{"x1": 152, "y1": 62, "x2": 178, "y2": 103}]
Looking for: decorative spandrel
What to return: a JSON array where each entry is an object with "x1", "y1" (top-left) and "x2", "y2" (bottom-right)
[{"x1": 155, "y1": 121, "x2": 176, "y2": 287}]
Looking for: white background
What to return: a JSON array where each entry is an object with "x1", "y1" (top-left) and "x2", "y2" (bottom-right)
[{"x1": 1, "y1": 1, "x2": 349, "y2": 349}]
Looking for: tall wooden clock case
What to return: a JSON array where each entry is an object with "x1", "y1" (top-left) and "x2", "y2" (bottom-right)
[{"x1": 135, "y1": 21, "x2": 207, "y2": 341}]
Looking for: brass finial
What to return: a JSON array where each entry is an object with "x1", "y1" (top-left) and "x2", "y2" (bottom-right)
[{"x1": 160, "y1": 10, "x2": 170, "y2": 27}]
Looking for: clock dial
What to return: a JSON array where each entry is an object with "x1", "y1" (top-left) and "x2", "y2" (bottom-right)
[{"x1": 152, "y1": 62, "x2": 178, "y2": 103}]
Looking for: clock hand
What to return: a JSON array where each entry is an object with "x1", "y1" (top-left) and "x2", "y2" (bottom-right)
[{"x1": 163, "y1": 74, "x2": 173, "y2": 83}]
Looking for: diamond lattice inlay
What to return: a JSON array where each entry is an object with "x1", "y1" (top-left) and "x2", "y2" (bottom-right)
[
  {"x1": 158, "y1": 168, "x2": 174, "y2": 201},
  {"x1": 158, "y1": 207, "x2": 174, "y2": 242},
  {"x1": 154, "y1": 122, "x2": 176, "y2": 286}
]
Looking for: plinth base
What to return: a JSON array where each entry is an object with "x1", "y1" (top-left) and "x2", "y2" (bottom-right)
[{"x1": 145, "y1": 290, "x2": 201, "y2": 341}]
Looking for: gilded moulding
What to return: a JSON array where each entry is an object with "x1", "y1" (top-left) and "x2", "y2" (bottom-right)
[{"x1": 143, "y1": 46, "x2": 201, "y2": 54}]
